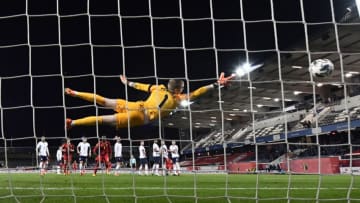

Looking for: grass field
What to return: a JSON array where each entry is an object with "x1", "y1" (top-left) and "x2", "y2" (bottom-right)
[{"x1": 0, "y1": 172, "x2": 360, "y2": 203}]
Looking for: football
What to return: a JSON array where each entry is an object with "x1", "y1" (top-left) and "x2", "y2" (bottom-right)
[{"x1": 309, "y1": 58, "x2": 334, "y2": 77}]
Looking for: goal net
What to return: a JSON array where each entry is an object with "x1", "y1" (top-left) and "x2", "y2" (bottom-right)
[{"x1": 1, "y1": 0, "x2": 360, "y2": 202}]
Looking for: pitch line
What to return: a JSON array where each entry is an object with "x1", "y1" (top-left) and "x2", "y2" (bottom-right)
[{"x1": 0, "y1": 186, "x2": 357, "y2": 190}]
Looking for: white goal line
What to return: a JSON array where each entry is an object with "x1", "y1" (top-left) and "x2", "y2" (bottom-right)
[{"x1": 0, "y1": 186, "x2": 357, "y2": 191}]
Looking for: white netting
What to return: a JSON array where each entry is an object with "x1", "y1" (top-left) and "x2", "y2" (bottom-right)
[{"x1": 1, "y1": 0, "x2": 360, "y2": 202}]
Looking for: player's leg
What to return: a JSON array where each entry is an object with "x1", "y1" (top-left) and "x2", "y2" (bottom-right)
[
  {"x1": 40, "y1": 161, "x2": 45, "y2": 175},
  {"x1": 115, "y1": 157, "x2": 121, "y2": 176},
  {"x1": 63, "y1": 158, "x2": 68, "y2": 174},
  {"x1": 39, "y1": 157, "x2": 46, "y2": 175},
  {"x1": 175, "y1": 158, "x2": 180, "y2": 176},
  {"x1": 155, "y1": 157, "x2": 159, "y2": 176},
  {"x1": 56, "y1": 161, "x2": 61, "y2": 174},
  {"x1": 145, "y1": 164, "x2": 149, "y2": 175},
  {"x1": 38, "y1": 157, "x2": 43, "y2": 175},
  {"x1": 56, "y1": 161, "x2": 59, "y2": 174},
  {"x1": 115, "y1": 161, "x2": 119, "y2": 176},
  {"x1": 138, "y1": 159, "x2": 143, "y2": 175},
  {"x1": 172, "y1": 158, "x2": 178, "y2": 175},
  {"x1": 68, "y1": 156, "x2": 73, "y2": 175},
  {"x1": 79, "y1": 158, "x2": 83, "y2": 175},
  {"x1": 93, "y1": 156, "x2": 100, "y2": 176},
  {"x1": 82, "y1": 157, "x2": 87, "y2": 174},
  {"x1": 161, "y1": 157, "x2": 166, "y2": 176},
  {"x1": 166, "y1": 159, "x2": 170, "y2": 176},
  {"x1": 44, "y1": 159, "x2": 49, "y2": 174},
  {"x1": 105, "y1": 155, "x2": 111, "y2": 175},
  {"x1": 144, "y1": 160, "x2": 149, "y2": 176},
  {"x1": 151, "y1": 158, "x2": 155, "y2": 174},
  {"x1": 155, "y1": 157, "x2": 160, "y2": 176},
  {"x1": 151, "y1": 160, "x2": 155, "y2": 174}
]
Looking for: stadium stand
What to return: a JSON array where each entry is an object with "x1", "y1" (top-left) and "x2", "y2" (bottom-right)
[{"x1": 181, "y1": 94, "x2": 360, "y2": 169}]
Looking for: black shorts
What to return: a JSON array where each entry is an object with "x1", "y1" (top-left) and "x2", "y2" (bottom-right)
[
  {"x1": 171, "y1": 157, "x2": 179, "y2": 164},
  {"x1": 153, "y1": 156, "x2": 160, "y2": 164},
  {"x1": 140, "y1": 158, "x2": 148, "y2": 165},
  {"x1": 115, "y1": 157, "x2": 122, "y2": 162},
  {"x1": 79, "y1": 156, "x2": 88, "y2": 162},
  {"x1": 39, "y1": 156, "x2": 48, "y2": 162}
]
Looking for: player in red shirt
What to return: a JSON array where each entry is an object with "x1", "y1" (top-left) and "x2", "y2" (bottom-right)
[
  {"x1": 61, "y1": 138, "x2": 75, "y2": 175},
  {"x1": 93, "y1": 136, "x2": 112, "y2": 176}
]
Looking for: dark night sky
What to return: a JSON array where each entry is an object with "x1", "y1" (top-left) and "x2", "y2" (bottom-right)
[{"x1": 0, "y1": 0, "x2": 354, "y2": 147}]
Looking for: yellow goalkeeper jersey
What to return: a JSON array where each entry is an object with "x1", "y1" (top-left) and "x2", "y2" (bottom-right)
[{"x1": 132, "y1": 82, "x2": 211, "y2": 121}]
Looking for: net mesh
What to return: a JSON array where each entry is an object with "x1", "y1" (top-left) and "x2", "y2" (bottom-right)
[{"x1": 1, "y1": 0, "x2": 360, "y2": 202}]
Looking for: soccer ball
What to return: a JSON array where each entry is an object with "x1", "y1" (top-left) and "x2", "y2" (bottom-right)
[{"x1": 309, "y1": 58, "x2": 334, "y2": 77}]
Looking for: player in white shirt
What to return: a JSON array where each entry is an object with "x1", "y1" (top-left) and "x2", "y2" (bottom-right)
[
  {"x1": 56, "y1": 146, "x2": 63, "y2": 174},
  {"x1": 36, "y1": 136, "x2": 49, "y2": 175},
  {"x1": 169, "y1": 140, "x2": 180, "y2": 176},
  {"x1": 138, "y1": 141, "x2": 148, "y2": 175},
  {"x1": 151, "y1": 139, "x2": 160, "y2": 176},
  {"x1": 160, "y1": 140, "x2": 169, "y2": 176},
  {"x1": 114, "y1": 136, "x2": 122, "y2": 176},
  {"x1": 77, "y1": 136, "x2": 91, "y2": 175}
]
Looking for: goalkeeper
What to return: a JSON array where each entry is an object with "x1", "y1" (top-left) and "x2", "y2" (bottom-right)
[{"x1": 65, "y1": 72, "x2": 234, "y2": 129}]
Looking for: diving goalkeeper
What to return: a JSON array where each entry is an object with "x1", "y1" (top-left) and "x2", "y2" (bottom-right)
[{"x1": 65, "y1": 72, "x2": 234, "y2": 129}]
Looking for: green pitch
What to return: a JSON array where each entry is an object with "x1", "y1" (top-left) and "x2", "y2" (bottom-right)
[{"x1": 0, "y1": 173, "x2": 360, "y2": 203}]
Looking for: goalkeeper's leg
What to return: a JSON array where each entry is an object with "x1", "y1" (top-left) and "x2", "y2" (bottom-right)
[
  {"x1": 67, "y1": 111, "x2": 146, "y2": 129},
  {"x1": 67, "y1": 115, "x2": 116, "y2": 129},
  {"x1": 65, "y1": 88, "x2": 118, "y2": 108}
]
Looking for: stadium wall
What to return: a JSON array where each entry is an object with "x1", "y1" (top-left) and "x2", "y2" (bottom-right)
[
  {"x1": 227, "y1": 157, "x2": 341, "y2": 174},
  {"x1": 286, "y1": 157, "x2": 340, "y2": 174}
]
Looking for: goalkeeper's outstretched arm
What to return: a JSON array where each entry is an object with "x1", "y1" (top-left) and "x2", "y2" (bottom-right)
[
  {"x1": 187, "y1": 72, "x2": 235, "y2": 100},
  {"x1": 120, "y1": 75, "x2": 163, "y2": 93}
]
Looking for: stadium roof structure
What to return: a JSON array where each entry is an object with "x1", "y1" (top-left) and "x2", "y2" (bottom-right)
[{"x1": 162, "y1": 5, "x2": 360, "y2": 130}]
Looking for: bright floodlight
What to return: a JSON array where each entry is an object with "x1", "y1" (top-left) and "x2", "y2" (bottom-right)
[
  {"x1": 235, "y1": 62, "x2": 263, "y2": 77},
  {"x1": 180, "y1": 100, "x2": 193, "y2": 107},
  {"x1": 242, "y1": 62, "x2": 251, "y2": 71},
  {"x1": 235, "y1": 67, "x2": 246, "y2": 77}
]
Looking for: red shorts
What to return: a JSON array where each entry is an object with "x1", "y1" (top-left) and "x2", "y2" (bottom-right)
[
  {"x1": 95, "y1": 154, "x2": 110, "y2": 163},
  {"x1": 63, "y1": 155, "x2": 72, "y2": 162},
  {"x1": 166, "y1": 158, "x2": 173, "y2": 170}
]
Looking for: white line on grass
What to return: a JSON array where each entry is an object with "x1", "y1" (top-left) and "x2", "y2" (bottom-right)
[{"x1": 0, "y1": 187, "x2": 357, "y2": 190}]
